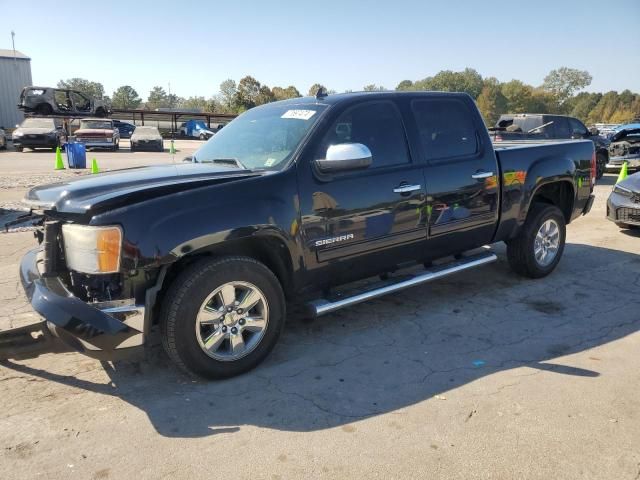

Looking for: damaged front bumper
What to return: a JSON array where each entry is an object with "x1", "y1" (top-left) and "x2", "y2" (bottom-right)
[
  {"x1": 606, "y1": 155, "x2": 640, "y2": 169},
  {"x1": 6, "y1": 248, "x2": 146, "y2": 360}
]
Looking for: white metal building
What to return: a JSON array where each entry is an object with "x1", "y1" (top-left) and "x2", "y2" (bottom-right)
[{"x1": 0, "y1": 49, "x2": 32, "y2": 129}]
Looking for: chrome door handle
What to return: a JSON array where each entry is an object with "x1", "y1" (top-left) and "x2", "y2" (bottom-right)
[
  {"x1": 393, "y1": 184, "x2": 421, "y2": 193},
  {"x1": 471, "y1": 171, "x2": 494, "y2": 179}
]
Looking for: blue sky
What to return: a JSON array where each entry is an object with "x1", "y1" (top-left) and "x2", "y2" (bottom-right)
[{"x1": 1, "y1": 0, "x2": 639, "y2": 99}]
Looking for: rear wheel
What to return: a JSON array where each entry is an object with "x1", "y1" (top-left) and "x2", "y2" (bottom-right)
[
  {"x1": 506, "y1": 203, "x2": 566, "y2": 278},
  {"x1": 160, "y1": 257, "x2": 286, "y2": 379},
  {"x1": 15, "y1": 146, "x2": 23, "y2": 152},
  {"x1": 199, "y1": 133, "x2": 206, "y2": 140}
]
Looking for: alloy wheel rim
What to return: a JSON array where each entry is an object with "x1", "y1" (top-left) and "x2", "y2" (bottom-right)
[
  {"x1": 534, "y1": 219, "x2": 560, "y2": 267},
  {"x1": 195, "y1": 281, "x2": 269, "y2": 361}
]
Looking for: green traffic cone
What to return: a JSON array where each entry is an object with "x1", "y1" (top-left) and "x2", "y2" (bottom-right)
[
  {"x1": 616, "y1": 161, "x2": 628, "y2": 184},
  {"x1": 54, "y1": 146, "x2": 65, "y2": 170},
  {"x1": 91, "y1": 158, "x2": 100, "y2": 174},
  {"x1": 169, "y1": 140, "x2": 176, "y2": 154}
]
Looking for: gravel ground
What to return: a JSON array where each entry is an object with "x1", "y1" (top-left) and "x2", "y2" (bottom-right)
[{"x1": 0, "y1": 163, "x2": 638, "y2": 479}]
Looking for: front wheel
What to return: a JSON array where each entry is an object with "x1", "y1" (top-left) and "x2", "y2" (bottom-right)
[
  {"x1": 506, "y1": 203, "x2": 566, "y2": 278},
  {"x1": 160, "y1": 257, "x2": 286, "y2": 379}
]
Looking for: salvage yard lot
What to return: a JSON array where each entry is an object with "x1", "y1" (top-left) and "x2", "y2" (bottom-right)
[{"x1": 0, "y1": 145, "x2": 638, "y2": 479}]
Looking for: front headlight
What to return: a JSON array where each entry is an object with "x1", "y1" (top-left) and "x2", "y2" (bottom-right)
[
  {"x1": 62, "y1": 225, "x2": 122, "y2": 274},
  {"x1": 12, "y1": 131, "x2": 23, "y2": 138},
  {"x1": 612, "y1": 184, "x2": 632, "y2": 197}
]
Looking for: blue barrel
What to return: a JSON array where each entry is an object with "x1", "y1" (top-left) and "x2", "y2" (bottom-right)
[{"x1": 66, "y1": 142, "x2": 87, "y2": 169}]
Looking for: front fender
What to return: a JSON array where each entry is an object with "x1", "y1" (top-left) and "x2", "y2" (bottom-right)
[{"x1": 89, "y1": 169, "x2": 302, "y2": 292}]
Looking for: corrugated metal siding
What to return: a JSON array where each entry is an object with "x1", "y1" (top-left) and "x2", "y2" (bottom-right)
[{"x1": 0, "y1": 57, "x2": 32, "y2": 129}]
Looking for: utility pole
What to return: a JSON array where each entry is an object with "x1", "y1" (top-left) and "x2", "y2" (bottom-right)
[{"x1": 11, "y1": 30, "x2": 16, "y2": 65}]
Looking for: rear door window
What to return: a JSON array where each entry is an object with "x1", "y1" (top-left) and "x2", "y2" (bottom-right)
[
  {"x1": 552, "y1": 117, "x2": 571, "y2": 138},
  {"x1": 411, "y1": 98, "x2": 478, "y2": 161}
]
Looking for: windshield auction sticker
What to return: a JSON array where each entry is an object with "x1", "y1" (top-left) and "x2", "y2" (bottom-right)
[{"x1": 281, "y1": 109, "x2": 316, "y2": 120}]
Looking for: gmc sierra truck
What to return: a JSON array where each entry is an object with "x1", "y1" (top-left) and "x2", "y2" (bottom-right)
[{"x1": 9, "y1": 91, "x2": 596, "y2": 379}]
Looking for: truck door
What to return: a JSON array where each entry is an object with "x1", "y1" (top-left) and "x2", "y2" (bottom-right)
[
  {"x1": 298, "y1": 99, "x2": 427, "y2": 272},
  {"x1": 408, "y1": 96, "x2": 499, "y2": 252}
]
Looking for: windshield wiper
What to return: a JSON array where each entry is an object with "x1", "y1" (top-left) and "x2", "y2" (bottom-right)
[{"x1": 201, "y1": 158, "x2": 249, "y2": 170}]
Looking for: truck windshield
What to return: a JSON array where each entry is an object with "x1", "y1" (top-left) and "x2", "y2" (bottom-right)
[
  {"x1": 193, "y1": 103, "x2": 327, "y2": 170},
  {"x1": 80, "y1": 120, "x2": 112, "y2": 129}
]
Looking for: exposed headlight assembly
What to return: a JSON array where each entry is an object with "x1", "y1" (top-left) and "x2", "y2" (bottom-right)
[
  {"x1": 62, "y1": 224, "x2": 122, "y2": 274},
  {"x1": 612, "y1": 184, "x2": 632, "y2": 197}
]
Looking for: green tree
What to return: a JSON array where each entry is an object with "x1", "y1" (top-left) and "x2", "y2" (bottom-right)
[
  {"x1": 307, "y1": 83, "x2": 326, "y2": 96},
  {"x1": 476, "y1": 82, "x2": 508, "y2": 125},
  {"x1": 396, "y1": 80, "x2": 414, "y2": 91},
  {"x1": 272, "y1": 85, "x2": 301, "y2": 101},
  {"x1": 219, "y1": 79, "x2": 237, "y2": 112},
  {"x1": 111, "y1": 85, "x2": 141, "y2": 109},
  {"x1": 256, "y1": 85, "x2": 275, "y2": 105},
  {"x1": 235, "y1": 76, "x2": 262, "y2": 110},
  {"x1": 57, "y1": 78, "x2": 105, "y2": 99},
  {"x1": 146, "y1": 86, "x2": 168, "y2": 110},
  {"x1": 363, "y1": 84, "x2": 386, "y2": 91},
  {"x1": 414, "y1": 68, "x2": 484, "y2": 98},
  {"x1": 180, "y1": 96, "x2": 209, "y2": 111},
  {"x1": 542, "y1": 67, "x2": 592, "y2": 105}
]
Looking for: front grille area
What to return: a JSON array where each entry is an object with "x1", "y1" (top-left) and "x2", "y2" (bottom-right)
[
  {"x1": 77, "y1": 137, "x2": 110, "y2": 143},
  {"x1": 617, "y1": 207, "x2": 640, "y2": 223}
]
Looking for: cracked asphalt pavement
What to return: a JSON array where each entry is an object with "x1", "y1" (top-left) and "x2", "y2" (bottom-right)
[{"x1": 0, "y1": 156, "x2": 638, "y2": 479}]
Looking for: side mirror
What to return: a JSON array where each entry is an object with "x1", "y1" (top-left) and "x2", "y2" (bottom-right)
[
  {"x1": 314, "y1": 143, "x2": 372, "y2": 174},
  {"x1": 182, "y1": 155, "x2": 194, "y2": 162},
  {"x1": 588, "y1": 127, "x2": 599, "y2": 136}
]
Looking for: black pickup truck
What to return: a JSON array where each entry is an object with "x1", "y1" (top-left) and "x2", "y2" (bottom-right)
[{"x1": 11, "y1": 91, "x2": 596, "y2": 379}]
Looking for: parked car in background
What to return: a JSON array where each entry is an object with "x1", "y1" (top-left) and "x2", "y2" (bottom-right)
[
  {"x1": 179, "y1": 120, "x2": 215, "y2": 139},
  {"x1": 16, "y1": 92, "x2": 595, "y2": 378},
  {"x1": 112, "y1": 120, "x2": 136, "y2": 139},
  {"x1": 18, "y1": 86, "x2": 111, "y2": 117},
  {"x1": 0, "y1": 127, "x2": 7, "y2": 150},
  {"x1": 607, "y1": 172, "x2": 640, "y2": 229},
  {"x1": 130, "y1": 126, "x2": 164, "y2": 152},
  {"x1": 74, "y1": 118, "x2": 120, "y2": 151},
  {"x1": 607, "y1": 127, "x2": 640, "y2": 172},
  {"x1": 12, "y1": 117, "x2": 66, "y2": 152},
  {"x1": 491, "y1": 113, "x2": 609, "y2": 179}
]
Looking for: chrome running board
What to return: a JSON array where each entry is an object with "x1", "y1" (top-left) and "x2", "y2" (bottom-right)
[{"x1": 307, "y1": 250, "x2": 497, "y2": 317}]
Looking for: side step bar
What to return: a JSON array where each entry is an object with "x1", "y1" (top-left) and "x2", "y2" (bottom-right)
[{"x1": 307, "y1": 250, "x2": 497, "y2": 317}]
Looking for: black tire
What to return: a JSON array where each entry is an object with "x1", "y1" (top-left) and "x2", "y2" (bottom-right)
[
  {"x1": 160, "y1": 256, "x2": 286, "y2": 379},
  {"x1": 596, "y1": 152, "x2": 606, "y2": 180},
  {"x1": 15, "y1": 146, "x2": 23, "y2": 152},
  {"x1": 199, "y1": 133, "x2": 206, "y2": 140},
  {"x1": 506, "y1": 203, "x2": 566, "y2": 278},
  {"x1": 130, "y1": 144, "x2": 135, "y2": 152}
]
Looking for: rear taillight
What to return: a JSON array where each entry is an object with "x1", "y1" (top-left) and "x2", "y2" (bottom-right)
[
  {"x1": 495, "y1": 135, "x2": 503, "y2": 142},
  {"x1": 590, "y1": 151, "x2": 596, "y2": 186}
]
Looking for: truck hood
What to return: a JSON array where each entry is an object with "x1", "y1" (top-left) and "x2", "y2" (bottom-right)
[
  {"x1": 24, "y1": 163, "x2": 262, "y2": 215},
  {"x1": 14, "y1": 127, "x2": 55, "y2": 135},
  {"x1": 617, "y1": 172, "x2": 640, "y2": 192},
  {"x1": 75, "y1": 128, "x2": 115, "y2": 136}
]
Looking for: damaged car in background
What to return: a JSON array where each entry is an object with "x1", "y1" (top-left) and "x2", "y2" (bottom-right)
[
  {"x1": 74, "y1": 118, "x2": 120, "y2": 151},
  {"x1": 12, "y1": 117, "x2": 66, "y2": 152},
  {"x1": 607, "y1": 127, "x2": 640, "y2": 172},
  {"x1": 18, "y1": 86, "x2": 111, "y2": 118},
  {"x1": 607, "y1": 171, "x2": 640, "y2": 230},
  {"x1": 130, "y1": 126, "x2": 164, "y2": 152}
]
